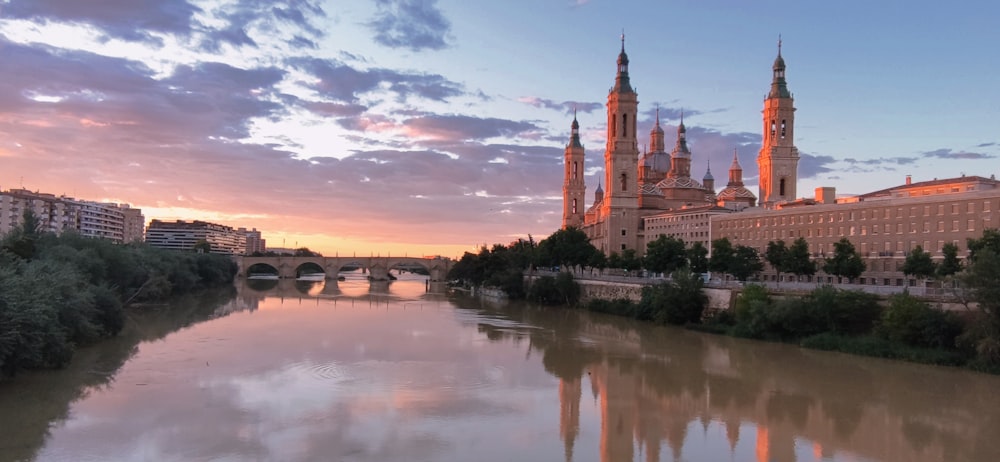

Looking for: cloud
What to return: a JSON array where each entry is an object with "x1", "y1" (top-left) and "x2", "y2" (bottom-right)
[
  {"x1": 367, "y1": 0, "x2": 451, "y2": 52},
  {"x1": 401, "y1": 115, "x2": 540, "y2": 142},
  {"x1": 288, "y1": 58, "x2": 464, "y2": 104},
  {"x1": 975, "y1": 142, "x2": 996, "y2": 148},
  {"x1": 921, "y1": 148, "x2": 996, "y2": 160},
  {"x1": 797, "y1": 153, "x2": 838, "y2": 179},
  {"x1": 842, "y1": 156, "x2": 920, "y2": 166},
  {"x1": 2, "y1": 0, "x2": 202, "y2": 45},
  {"x1": 517, "y1": 97, "x2": 602, "y2": 115}
]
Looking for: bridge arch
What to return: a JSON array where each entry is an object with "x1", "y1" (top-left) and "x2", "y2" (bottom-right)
[{"x1": 233, "y1": 255, "x2": 452, "y2": 281}]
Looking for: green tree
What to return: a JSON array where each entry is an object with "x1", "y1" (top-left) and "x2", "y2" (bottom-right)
[
  {"x1": 621, "y1": 248, "x2": 642, "y2": 272},
  {"x1": 765, "y1": 240, "x2": 789, "y2": 285},
  {"x1": 823, "y1": 238, "x2": 866, "y2": 283},
  {"x1": 967, "y1": 228, "x2": 1000, "y2": 261},
  {"x1": 730, "y1": 245, "x2": 764, "y2": 282},
  {"x1": 936, "y1": 242, "x2": 963, "y2": 278},
  {"x1": 687, "y1": 242, "x2": 709, "y2": 274},
  {"x1": 785, "y1": 237, "x2": 816, "y2": 281},
  {"x1": 193, "y1": 240, "x2": 212, "y2": 254},
  {"x1": 643, "y1": 235, "x2": 687, "y2": 275},
  {"x1": 638, "y1": 268, "x2": 707, "y2": 325},
  {"x1": 958, "y1": 249, "x2": 1000, "y2": 364},
  {"x1": 293, "y1": 247, "x2": 322, "y2": 257},
  {"x1": 709, "y1": 238, "x2": 735, "y2": 277},
  {"x1": 901, "y1": 245, "x2": 936, "y2": 280},
  {"x1": 537, "y1": 227, "x2": 599, "y2": 270}
]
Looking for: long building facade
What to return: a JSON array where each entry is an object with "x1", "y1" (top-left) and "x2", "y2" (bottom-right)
[
  {"x1": 711, "y1": 176, "x2": 1000, "y2": 286},
  {"x1": 146, "y1": 219, "x2": 247, "y2": 255},
  {"x1": 0, "y1": 188, "x2": 143, "y2": 244}
]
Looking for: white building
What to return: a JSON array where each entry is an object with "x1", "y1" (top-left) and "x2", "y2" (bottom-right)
[{"x1": 145, "y1": 220, "x2": 247, "y2": 255}]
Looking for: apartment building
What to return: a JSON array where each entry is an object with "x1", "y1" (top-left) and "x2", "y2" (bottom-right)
[{"x1": 145, "y1": 219, "x2": 247, "y2": 255}]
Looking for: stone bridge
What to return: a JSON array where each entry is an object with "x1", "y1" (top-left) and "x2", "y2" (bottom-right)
[{"x1": 233, "y1": 255, "x2": 453, "y2": 281}]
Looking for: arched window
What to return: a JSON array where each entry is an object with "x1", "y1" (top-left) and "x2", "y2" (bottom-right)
[
  {"x1": 572, "y1": 162, "x2": 578, "y2": 179},
  {"x1": 572, "y1": 199, "x2": 578, "y2": 214},
  {"x1": 620, "y1": 173, "x2": 627, "y2": 192},
  {"x1": 779, "y1": 178, "x2": 786, "y2": 196},
  {"x1": 611, "y1": 113, "x2": 617, "y2": 138},
  {"x1": 781, "y1": 120, "x2": 786, "y2": 139},
  {"x1": 770, "y1": 120, "x2": 776, "y2": 139},
  {"x1": 622, "y1": 114, "x2": 628, "y2": 138}
]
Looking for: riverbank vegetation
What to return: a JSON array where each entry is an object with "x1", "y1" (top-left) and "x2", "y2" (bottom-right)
[
  {"x1": 449, "y1": 226, "x2": 1000, "y2": 374},
  {"x1": 0, "y1": 212, "x2": 237, "y2": 378}
]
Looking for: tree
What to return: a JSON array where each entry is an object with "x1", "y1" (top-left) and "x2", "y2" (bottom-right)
[
  {"x1": 709, "y1": 238, "x2": 735, "y2": 277},
  {"x1": 967, "y1": 228, "x2": 1000, "y2": 261},
  {"x1": 785, "y1": 237, "x2": 816, "y2": 281},
  {"x1": 643, "y1": 235, "x2": 687, "y2": 275},
  {"x1": 901, "y1": 245, "x2": 936, "y2": 280},
  {"x1": 293, "y1": 247, "x2": 322, "y2": 257},
  {"x1": 537, "y1": 227, "x2": 599, "y2": 270},
  {"x1": 687, "y1": 242, "x2": 709, "y2": 275},
  {"x1": 193, "y1": 240, "x2": 212, "y2": 254},
  {"x1": 730, "y1": 245, "x2": 764, "y2": 282},
  {"x1": 823, "y1": 238, "x2": 866, "y2": 283},
  {"x1": 936, "y1": 242, "x2": 963, "y2": 278},
  {"x1": 618, "y1": 248, "x2": 642, "y2": 273},
  {"x1": 765, "y1": 240, "x2": 789, "y2": 285}
]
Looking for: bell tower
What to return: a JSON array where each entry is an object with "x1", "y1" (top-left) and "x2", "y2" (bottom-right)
[
  {"x1": 563, "y1": 111, "x2": 586, "y2": 229},
  {"x1": 757, "y1": 36, "x2": 799, "y2": 208},
  {"x1": 601, "y1": 34, "x2": 640, "y2": 253}
]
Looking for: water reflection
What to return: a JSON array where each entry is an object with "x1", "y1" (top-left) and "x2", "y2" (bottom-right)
[
  {"x1": 459, "y1": 298, "x2": 1000, "y2": 462},
  {"x1": 4, "y1": 279, "x2": 1000, "y2": 462}
]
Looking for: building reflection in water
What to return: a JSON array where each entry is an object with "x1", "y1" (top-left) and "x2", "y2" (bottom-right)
[{"x1": 465, "y1": 299, "x2": 1000, "y2": 462}]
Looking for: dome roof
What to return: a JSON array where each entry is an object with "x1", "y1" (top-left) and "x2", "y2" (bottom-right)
[
  {"x1": 640, "y1": 151, "x2": 670, "y2": 174},
  {"x1": 655, "y1": 176, "x2": 705, "y2": 191},
  {"x1": 717, "y1": 186, "x2": 756, "y2": 200},
  {"x1": 773, "y1": 53, "x2": 785, "y2": 70}
]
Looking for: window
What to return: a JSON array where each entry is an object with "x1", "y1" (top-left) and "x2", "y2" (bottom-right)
[
  {"x1": 779, "y1": 178, "x2": 786, "y2": 196},
  {"x1": 572, "y1": 162, "x2": 578, "y2": 179},
  {"x1": 968, "y1": 202, "x2": 975, "y2": 214},
  {"x1": 780, "y1": 119, "x2": 786, "y2": 139},
  {"x1": 938, "y1": 205, "x2": 944, "y2": 215},
  {"x1": 620, "y1": 173, "x2": 627, "y2": 191},
  {"x1": 622, "y1": 114, "x2": 628, "y2": 138},
  {"x1": 572, "y1": 199, "x2": 578, "y2": 214},
  {"x1": 896, "y1": 208, "x2": 903, "y2": 218},
  {"x1": 910, "y1": 222, "x2": 916, "y2": 233},
  {"x1": 952, "y1": 204, "x2": 959, "y2": 214},
  {"x1": 621, "y1": 229, "x2": 627, "y2": 236},
  {"x1": 937, "y1": 221, "x2": 944, "y2": 232},
  {"x1": 986, "y1": 201, "x2": 992, "y2": 212},
  {"x1": 968, "y1": 220, "x2": 975, "y2": 231},
  {"x1": 770, "y1": 119, "x2": 776, "y2": 138},
  {"x1": 621, "y1": 243, "x2": 626, "y2": 250},
  {"x1": 952, "y1": 220, "x2": 959, "y2": 231}
]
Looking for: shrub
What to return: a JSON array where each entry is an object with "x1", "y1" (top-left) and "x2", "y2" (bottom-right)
[
  {"x1": 638, "y1": 269, "x2": 708, "y2": 325},
  {"x1": 733, "y1": 284, "x2": 771, "y2": 326},
  {"x1": 879, "y1": 293, "x2": 963, "y2": 349},
  {"x1": 808, "y1": 286, "x2": 881, "y2": 335}
]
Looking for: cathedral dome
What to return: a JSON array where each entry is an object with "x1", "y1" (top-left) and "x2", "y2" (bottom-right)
[
  {"x1": 655, "y1": 176, "x2": 705, "y2": 191},
  {"x1": 717, "y1": 185, "x2": 756, "y2": 201},
  {"x1": 640, "y1": 150, "x2": 670, "y2": 174}
]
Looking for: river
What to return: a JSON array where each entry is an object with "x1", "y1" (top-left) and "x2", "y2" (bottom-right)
[{"x1": 2, "y1": 272, "x2": 999, "y2": 462}]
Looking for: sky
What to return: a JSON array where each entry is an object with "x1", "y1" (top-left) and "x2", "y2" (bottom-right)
[{"x1": 1, "y1": 0, "x2": 998, "y2": 258}]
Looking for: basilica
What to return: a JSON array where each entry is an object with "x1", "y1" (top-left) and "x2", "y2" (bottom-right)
[{"x1": 562, "y1": 38, "x2": 800, "y2": 255}]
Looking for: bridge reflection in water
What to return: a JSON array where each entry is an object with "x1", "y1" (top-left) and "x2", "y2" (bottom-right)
[
  {"x1": 235, "y1": 271, "x2": 448, "y2": 313},
  {"x1": 234, "y1": 255, "x2": 452, "y2": 282}
]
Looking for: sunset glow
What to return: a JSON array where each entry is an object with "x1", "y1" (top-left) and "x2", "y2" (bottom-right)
[{"x1": 2, "y1": 1, "x2": 997, "y2": 257}]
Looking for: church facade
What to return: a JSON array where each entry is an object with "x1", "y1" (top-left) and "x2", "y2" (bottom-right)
[{"x1": 563, "y1": 39, "x2": 798, "y2": 255}]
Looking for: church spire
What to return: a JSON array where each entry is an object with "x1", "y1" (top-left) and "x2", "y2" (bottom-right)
[
  {"x1": 613, "y1": 32, "x2": 633, "y2": 94},
  {"x1": 728, "y1": 148, "x2": 744, "y2": 186},
  {"x1": 769, "y1": 35, "x2": 790, "y2": 98},
  {"x1": 569, "y1": 109, "x2": 582, "y2": 148}
]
